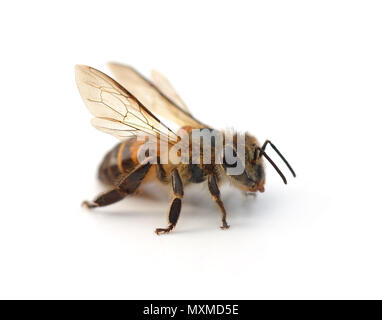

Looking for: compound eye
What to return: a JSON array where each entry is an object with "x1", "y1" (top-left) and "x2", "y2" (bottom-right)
[
  {"x1": 223, "y1": 146, "x2": 238, "y2": 168},
  {"x1": 253, "y1": 149, "x2": 260, "y2": 163}
]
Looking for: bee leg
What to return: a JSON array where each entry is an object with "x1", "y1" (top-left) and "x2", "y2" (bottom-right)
[
  {"x1": 155, "y1": 169, "x2": 183, "y2": 235},
  {"x1": 82, "y1": 162, "x2": 152, "y2": 209},
  {"x1": 155, "y1": 160, "x2": 168, "y2": 183},
  {"x1": 208, "y1": 174, "x2": 230, "y2": 229},
  {"x1": 82, "y1": 189, "x2": 126, "y2": 209}
]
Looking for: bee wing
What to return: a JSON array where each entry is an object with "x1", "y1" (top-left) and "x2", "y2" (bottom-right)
[
  {"x1": 107, "y1": 62, "x2": 206, "y2": 128},
  {"x1": 151, "y1": 69, "x2": 190, "y2": 113},
  {"x1": 75, "y1": 65, "x2": 179, "y2": 143}
]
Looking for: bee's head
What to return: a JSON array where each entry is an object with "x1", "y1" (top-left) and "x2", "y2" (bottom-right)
[
  {"x1": 223, "y1": 133, "x2": 266, "y2": 194},
  {"x1": 222, "y1": 133, "x2": 296, "y2": 194},
  {"x1": 245, "y1": 134, "x2": 266, "y2": 192}
]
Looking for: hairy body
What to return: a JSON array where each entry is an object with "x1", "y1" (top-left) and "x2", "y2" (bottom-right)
[{"x1": 76, "y1": 63, "x2": 295, "y2": 234}]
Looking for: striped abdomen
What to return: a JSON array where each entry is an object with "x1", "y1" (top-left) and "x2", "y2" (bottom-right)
[
  {"x1": 98, "y1": 137, "x2": 142, "y2": 186},
  {"x1": 98, "y1": 137, "x2": 171, "y2": 187}
]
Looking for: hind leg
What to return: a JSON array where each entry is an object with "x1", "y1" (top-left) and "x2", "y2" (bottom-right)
[
  {"x1": 82, "y1": 189, "x2": 126, "y2": 208},
  {"x1": 82, "y1": 162, "x2": 152, "y2": 209}
]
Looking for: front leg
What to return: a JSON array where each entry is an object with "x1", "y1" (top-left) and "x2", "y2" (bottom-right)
[
  {"x1": 208, "y1": 174, "x2": 230, "y2": 229},
  {"x1": 155, "y1": 168, "x2": 184, "y2": 235}
]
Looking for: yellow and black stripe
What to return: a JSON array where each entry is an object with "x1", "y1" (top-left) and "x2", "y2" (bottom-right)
[
  {"x1": 98, "y1": 137, "x2": 140, "y2": 186},
  {"x1": 98, "y1": 137, "x2": 171, "y2": 186}
]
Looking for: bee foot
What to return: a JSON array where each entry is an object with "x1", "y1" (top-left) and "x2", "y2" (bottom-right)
[
  {"x1": 82, "y1": 200, "x2": 98, "y2": 209},
  {"x1": 220, "y1": 222, "x2": 230, "y2": 230},
  {"x1": 155, "y1": 226, "x2": 174, "y2": 235}
]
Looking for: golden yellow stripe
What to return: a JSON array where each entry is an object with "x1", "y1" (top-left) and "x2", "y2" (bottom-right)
[{"x1": 117, "y1": 142, "x2": 127, "y2": 173}]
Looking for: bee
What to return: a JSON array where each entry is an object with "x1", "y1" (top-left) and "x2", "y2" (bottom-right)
[{"x1": 75, "y1": 63, "x2": 296, "y2": 234}]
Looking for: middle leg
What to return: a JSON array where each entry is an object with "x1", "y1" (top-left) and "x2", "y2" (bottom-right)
[{"x1": 155, "y1": 168, "x2": 184, "y2": 235}]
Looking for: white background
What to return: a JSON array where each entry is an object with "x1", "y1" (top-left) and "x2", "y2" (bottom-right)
[{"x1": 1, "y1": 0, "x2": 381, "y2": 299}]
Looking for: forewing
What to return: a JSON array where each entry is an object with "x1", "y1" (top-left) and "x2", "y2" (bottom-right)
[
  {"x1": 108, "y1": 62, "x2": 205, "y2": 128},
  {"x1": 75, "y1": 65, "x2": 179, "y2": 142}
]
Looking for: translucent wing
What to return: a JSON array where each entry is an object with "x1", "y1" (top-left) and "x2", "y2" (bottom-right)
[
  {"x1": 75, "y1": 65, "x2": 179, "y2": 143},
  {"x1": 108, "y1": 62, "x2": 206, "y2": 128},
  {"x1": 151, "y1": 69, "x2": 190, "y2": 113}
]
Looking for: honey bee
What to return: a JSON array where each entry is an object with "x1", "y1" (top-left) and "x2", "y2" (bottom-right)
[{"x1": 75, "y1": 63, "x2": 296, "y2": 234}]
